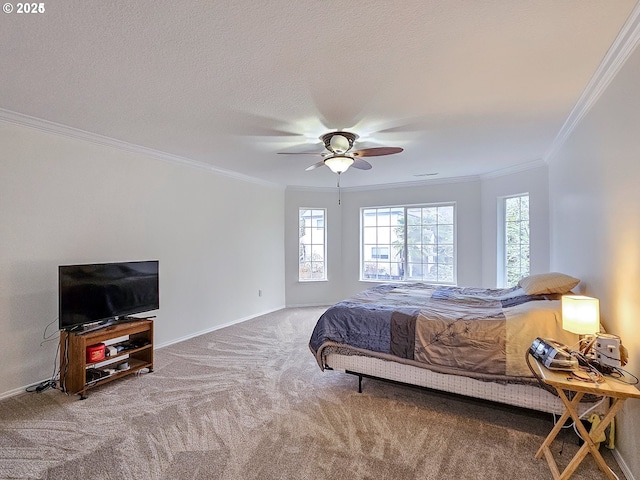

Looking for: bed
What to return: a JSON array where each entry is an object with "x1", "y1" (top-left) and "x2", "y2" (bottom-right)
[{"x1": 309, "y1": 273, "x2": 586, "y2": 415}]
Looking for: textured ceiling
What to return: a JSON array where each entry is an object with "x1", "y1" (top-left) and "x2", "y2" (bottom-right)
[{"x1": 1, "y1": 0, "x2": 637, "y2": 188}]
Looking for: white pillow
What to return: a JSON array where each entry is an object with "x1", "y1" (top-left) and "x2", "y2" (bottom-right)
[{"x1": 518, "y1": 272, "x2": 580, "y2": 295}]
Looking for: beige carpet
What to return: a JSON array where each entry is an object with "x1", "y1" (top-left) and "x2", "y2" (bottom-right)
[{"x1": 0, "y1": 307, "x2": 625, "y2": 479}]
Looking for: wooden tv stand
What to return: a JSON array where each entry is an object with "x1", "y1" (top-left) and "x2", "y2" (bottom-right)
[{"x1": 59, "y1": 319, "x2": 154, "y2": 399}]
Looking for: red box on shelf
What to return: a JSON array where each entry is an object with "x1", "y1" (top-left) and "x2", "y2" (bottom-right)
[{"x1": 86, "y1": 343, "x2": 106, "y2": 363}]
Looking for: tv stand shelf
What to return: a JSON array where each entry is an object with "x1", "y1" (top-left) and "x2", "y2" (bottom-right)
[{"x1": 59, "y1": 319, "x2": 154, "y2": 399}]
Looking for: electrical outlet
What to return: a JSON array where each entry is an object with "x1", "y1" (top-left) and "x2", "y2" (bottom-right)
[{"x1": 258, "y1": 289, "x2": 262, "y2": 297}]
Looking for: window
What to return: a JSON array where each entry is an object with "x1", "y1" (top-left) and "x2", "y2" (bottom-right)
[
  {"x1": 371, "y1": 247, "x2": 389, "y2": 259},
  {"x1": 500, "y1": 194, "x2": 530, "y2": 287},
  {"x1": 361, "y1": 204, "x2": 455, "y2": 283},
  {"x1": 298, "y1": 208, "x2": 326, "y2": 281}
]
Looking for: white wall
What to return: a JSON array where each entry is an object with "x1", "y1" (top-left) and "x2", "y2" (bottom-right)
[
  {"x1": 286, "y1": 178, "x2": 485, "y2": 306},
  {"x1": 548, "y1": 45, "x2": 640, "y2": 479},
  {"x1": 286, "y1": 168, "x2": 550, "y2": 306},
  {"x1": 480, "y1": 164, "x2": 550, "y2": 287},
  {"x1": 284, "y1": 188, "x2": 345, "y2": 307},
  {"x1": 340, "y1": 180, "x2": 484, "y2": 297},
  {"x1": 0, "y1": 122, "x2": 286, "y2": 397}
]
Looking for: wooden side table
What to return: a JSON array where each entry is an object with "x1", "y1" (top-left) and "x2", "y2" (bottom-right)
[{"x1": 529, "y1": 359, "x2": 640, "y2": 480}]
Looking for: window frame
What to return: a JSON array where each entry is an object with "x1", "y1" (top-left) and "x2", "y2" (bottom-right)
[
  {"x1": 497, "y1": 193, "x2": 530, "y2": 287},
  {"x1": 298, "y1": 208, "x2": 327, "y2": 282},
  {"x1": 359, "y1": 202, "x2": 457, "y2": 284}
]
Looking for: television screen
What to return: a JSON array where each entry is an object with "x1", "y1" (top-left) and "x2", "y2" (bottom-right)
[{"x1": 59, "y1": 261, "x2": 159, "y2": 331}]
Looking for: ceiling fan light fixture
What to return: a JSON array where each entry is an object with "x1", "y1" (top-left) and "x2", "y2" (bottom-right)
[
  {"x1": 324, "y1": 154, "x2": 354, "y2": 174},
  {"x1": 321, "y1": 131, "x2": 358, "y2": 154},
  {"x1": 287, "y1": 130, "x2": 402, "y2": 176},
  {"x1": 329, "y1": 134, "x2": 351, "y2": 154}
]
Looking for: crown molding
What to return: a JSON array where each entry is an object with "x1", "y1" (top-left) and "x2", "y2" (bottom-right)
[
  {"x1": 342, "y1": 174, "x2": 482, "y2": 192},
  {"x1": 286, "y1": 185, "x2": 338, "y2": 193},
  {"x1": 480, "y1": 159, "x2": 547, "y2": 180},
  {"x1": 0, "y1": 105, "x2": 556, "y2": 193},
  {"x1": 545, "y1": 2, "x2": 640, "y2": 162},
  {"x1": 2, "y1": 107, "x2": 482, "y2": 193},
  {"x1": 288, "y1": 161, "x2": 549, "y2": 193},
  {"x1": 0, "y1": 108, "x2": 283, "y2": 190},
  {"x1": 287, "y1": 174, "x2": 482, "y2": 193}
]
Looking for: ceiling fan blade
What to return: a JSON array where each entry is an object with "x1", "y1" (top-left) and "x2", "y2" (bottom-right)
[
  {"x1": 351, "y1": 158, "x2": 372, "y2": 170},
  {"x1": 351, "y1": 147, "x2": 403, "y2": 157},
  {"x1": 305, "y1": 161, "x2": 326, "y2": 171}
]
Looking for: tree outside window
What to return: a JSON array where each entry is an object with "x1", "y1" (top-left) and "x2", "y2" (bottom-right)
[
  {"x1": 362, "y1": 204, "x2": 455, "y2": 284},
  {"x1": 504, "y1": 194, "x2": 530, "y2": 286},
  {"x1": 299, "y1": 209, "x2": 326, "y2": 281}
]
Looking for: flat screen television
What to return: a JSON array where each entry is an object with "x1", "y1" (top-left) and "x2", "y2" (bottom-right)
[{"x1": 59, "y1": 260, "x2": 159, "y2": 331}]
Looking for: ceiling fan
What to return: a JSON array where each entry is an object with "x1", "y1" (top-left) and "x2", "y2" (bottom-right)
[{"x1": 278, "y1": 131, "x2": 403, "y2": 174}]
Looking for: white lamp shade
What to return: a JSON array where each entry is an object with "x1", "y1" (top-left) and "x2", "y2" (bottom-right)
[
  {"x1": 324, "y1": 155, "x2": 354, "y2": 174},
  {"x1": 562, "y1": 295, "x2": 600, "y2": 335}
]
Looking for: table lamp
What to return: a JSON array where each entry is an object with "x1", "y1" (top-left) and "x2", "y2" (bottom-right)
[{"x1": 562, "y1": 295, "x2": 600, "y2": 353}]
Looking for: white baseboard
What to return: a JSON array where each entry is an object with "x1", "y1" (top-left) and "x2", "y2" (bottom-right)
[
  {"x1": 0, "y1": 306, "x2": 286, "y2": 401},
  {"x1": 613, "y1": 449, "x2": 635, "y2": 480},
  {"x1": 0, "y1": 383, "x2": 43, "y2": 401},
  {"x1": 285, "y1": 302, "x2": 330, "y2": 308},
  {"x1": 154, "y1": 305, "x2": 285, "y2": 349}
]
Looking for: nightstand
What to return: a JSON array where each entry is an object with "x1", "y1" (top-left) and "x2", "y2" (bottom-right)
[{"x1": 529, "y1": 359, "x2": 640, "y2": 480}]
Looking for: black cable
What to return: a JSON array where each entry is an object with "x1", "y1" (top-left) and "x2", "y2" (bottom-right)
[
  {"x1": 27, "y1": 320, "x2": 62, "y2": 394},
  {"x1": 39, "y1": 317, "x2": 59, "y2": 346},
  {"x1": 524, "y1": 350, "x2": 602, "y2": 402},
  {"x1": 60, "y1": 333, "x2": 70, "y2": 393},
  {"x1": 607, "y1": 366, "x2": 639, "y2": 385},
  {"x1": 525, "y1": 349, "x2": 561, "y2": 397},
  {"x1": 574, "y1": 348, "x2": 638, "y2": 385}
]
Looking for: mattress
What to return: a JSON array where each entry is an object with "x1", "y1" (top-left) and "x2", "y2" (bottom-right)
[{"x1": 310, "y1": 282, "x2": 600, "y2": 415}]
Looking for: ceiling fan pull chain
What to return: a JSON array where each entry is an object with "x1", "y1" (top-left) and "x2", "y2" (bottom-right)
[{"x1": 337, "y1": 173, "x2": 341, "y2": 205}]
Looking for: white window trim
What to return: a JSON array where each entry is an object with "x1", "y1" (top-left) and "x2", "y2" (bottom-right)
[
  {"x1": 497, "y1": 199, "x2": 507, "y2": 287},
  {"x1": 359, "y1": 202, "x2": 457, "y2": 285},
  {"x1": 497, "y1": 193, "x2": 529, "y2": 288},
  {"x1": 298, "y1": 207, "x2": 327, "y2": 282}
]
